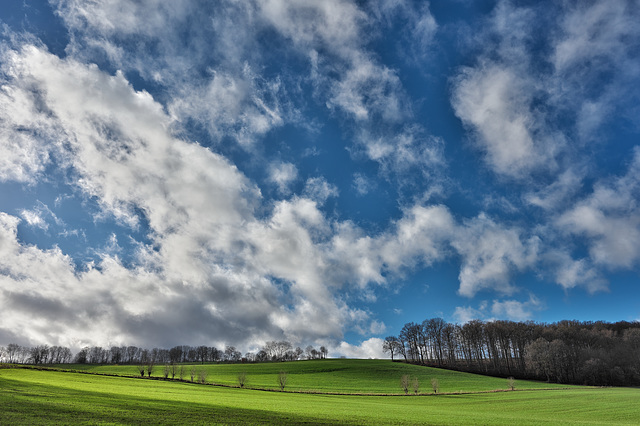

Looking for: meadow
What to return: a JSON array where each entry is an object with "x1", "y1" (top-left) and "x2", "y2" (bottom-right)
[
  {"x1": 1, "y1": 360, "x2": 639, "y2": 425},
  {"x1": 53, "y1": 359, "x2": 570, "y2": 393}
]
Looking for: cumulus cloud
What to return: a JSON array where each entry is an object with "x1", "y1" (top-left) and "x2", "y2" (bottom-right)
[
  {"x1": 454, "y1": 295, "x2": 543, "y2": 323},
  {"x1": 452, "y1": 214, "x2": 538, "y2": 298},
  {"x1": 333, "y1": 337, "x2": 386, "y2": 359},
  {"x1": 169, "y1": 67, "x2": 286, "y2": 148},
  {"x1": 451, "y1": 0, "x2": 639, "y2": 180},
  {"x1": 557, "y1": 147, "x2": 640, "y2": 269},
  {"x1": 452, "y1": 64, "x2": 551, "y2": 177},
  {"x1": 268, "y1": 162, "x2": 299, "y2": 195},
  {"x1": 552, "y1": 0, "x2": 640, "y2": 73},
  {"x1": 0, "y1": 43, "x2": 367, "y2": 348},
  {"x1": 545, "y1": 250, "x2": 608, "y2": 294},
  {"x1": 50, "y1": 0, "x2": 447, "y2": 186},
  {"x1": 490, "y1": 295, "x2": 543, "y2": 322},
  {"x1": 525, "y1": 169, "x2": 584, "y2": 211},
  {"x1": 2, "y1": 0, "x2": 637, "y2": 353},
  {"x1": 52, "y1": 0, "x2": 294, "y2": 150},
  {"x1": 450, "y1": 2, "x2": 562, "y2": 179},
  {"x1": 327, "y1": 204, "x2": 455, "y2": 289},
  {"x1": 355, "y1": 127, "x2": 445, "y2": 180},
  {"x1": 259, "y1": 0, "x2": 409, "y2": 121},
  {"x1": 370, "y1": 1, "x2": 438, "y2": 65},
  {"x1": 258, "y1": 0, "x2": 447, "y2": 180},
  {"x1": 0, "y1": 42, "x2": 455, "y2": 348},
  {"x1": 20, "y1": 209, "x2": 48, "y2": 231},
  {"x1": 0, "y1": 44, "x2": 56, "y2": 183},
  {"x1": 303, "y1": 177, "x2": 339, "y2": 203},
  {"x1": 453, "y1": 302, "x2": 488, "y2": 324},
  {"x1": 352, "y1": 173, "x2": 375, "y2": 196}
]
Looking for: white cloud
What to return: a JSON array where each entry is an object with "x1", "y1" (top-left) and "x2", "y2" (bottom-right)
[
  {"x1": 491, "y1": 295, "x2": 543, "y2": 322},
  {"x1": 52, "y1": 0, "x2": 293, "y2": 150},
  {"x1": 168, "y1": 66, "x2": 286, "y2": 148},
  {"x1": 452, "y1": 214, "x2": 538, "y2": 298},
  {"x1": 452, "y1": 64, "x2": 559, "y2": 178},
  {"x1": 546, "y1": 251, "x2": 608, "y2": 294},
  {"x1": 453, "y1": 304, "x2": 486, "y2": 324},
  {"x1": 258, "y1": 0, "x2": 408, "y2": 121},
  {"x1": 0, "y1": 48, "x2": 56, "y2": 183},
  {"x1": 268, "y1": 162, "x2": 298, "y2": 195},
  {"x1": 20, "y1": 209, "x2": 48, "y2": 231},
  {"x1": 557, "y1": 148, "x2": 640, "y2": 269},
  {"x1": 552, "y1": 0, "x2": 640, "y2": 73},
  {"x1": 332, "y1": 337, "x2": 386, "y2": 359},
  {"x1": 454, "y1": 295, "x2": 543, "y2": 323},
  {"x1": 303, "y1": 177, "x2": 338, "y2": 204},
  {"x1": 0, "y1": 44, "x2": 462, "y2": 348},
  {"x1": 369, "y1": 1, "x2": 438, "y2": 65},
  {"x1": 451, "y1": 0, "x2": 640, "y2": 179},
  {"x1": 525, "y1": 169, "x2": 584, "y2": 211},
  {"x1": 327, "y1": 204, "x2": 455, "y2": 289},
  {"x1": 0, "y1": 43, "x2": 367, "y2": 348},
  {"x1": 353, "y1": 173, "x2": 375, "y2": 196},
  {"x1": 355, "y1": 127, "x2": 445, "y2": 179}
]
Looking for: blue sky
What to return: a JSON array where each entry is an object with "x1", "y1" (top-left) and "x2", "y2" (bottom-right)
[{"x1": 0, "y1": 0, "x2": 639, "y2": 358}]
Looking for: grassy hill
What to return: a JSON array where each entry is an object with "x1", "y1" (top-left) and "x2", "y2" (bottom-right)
[
  {"x1": 53, "y1": 358, "x2": 568, "y2": 394},
  {"x1": 2, "y1": 364, "x2": 640, "y2": 425}
]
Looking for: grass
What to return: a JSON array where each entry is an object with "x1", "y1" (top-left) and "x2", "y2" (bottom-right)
[
  {"x1": 2, "y1": 367, "x2": 640, "y2": 425},
  {"x1": 52, "y1": 358, "x2": 569, "y2": 394}
]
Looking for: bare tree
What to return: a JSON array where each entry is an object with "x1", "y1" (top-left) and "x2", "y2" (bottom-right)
[
  {"x1": 320, "y1": 346, "x2": 328, "y2": 359},
  {"x1": 224, "y1": 346, "x2": 241, "y2": 362},
  {"x1": 507, "y1": 376, "x2": 516, "y2": 390},
  {"x1": 238, "y1": 371, "x2": 247, "y2": 388},
  {"x1": 431, "y1": 378, "x2": 439, "y2": 394},
  {"x1": 146, "y1": 358, "x2": 155, "y2": 377},
  {"x1": 126, "y1": 346, "x2": 140, "y2": 364},
  {"x1": 110, "y1": 346, "x2": 122, "y2": 364},
  {"x1": 305, "y1": 345, "x2": 315, "y2": 360},
  {"x1": 179, "y1": 365, "x2": 185, "y2": 381},
  {"x1": 382, "y1": 336, "x2": 401, "y2": 361},
  {"x1": 197, "y1": 368, "x2": 208, "y2": 384},
  {"x1": 263, "y1": 341, "x2": 293, "y2": 361},
  {"x1": 136, "y1": 364, "x2": 146, "y2": 377},
  {"x1": 190, "y1": 365, "x2": 197, "y2": 382},
  {"x1": 30, "y1": 345, "x2": 50, "y2": 365},
  {"x1": 170, "y1": 362, "x2": 177, "y2": 379},
  {"x1": 412, "y1": 377, "x2": 420, "y2": 395},
  {"x1": 169, "y1": 346, "x2": 183, "y2": 364},
  {"x1": 400, "y1": 375, "x2": 410, "y2": 395},
  {"x1": 59, "y1": 347, "x2": 73, "y2": 363},
  {"x1": 163, "y1": 364, "x2": 170, "y2": 379},
  {"x1": 5, "y1": 344, "x2": 21, "y2": 364},
  {"x1": 278, "y1": 371, "x2": 287, "y2": 391}
]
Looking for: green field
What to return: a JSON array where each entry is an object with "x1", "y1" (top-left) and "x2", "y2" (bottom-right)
[
  {"x1": 52, "y1": 359, "x2": 569, "y2": 394},
  {"x1": 1, "y1": 361, "x2": 639, "y2": 425}
]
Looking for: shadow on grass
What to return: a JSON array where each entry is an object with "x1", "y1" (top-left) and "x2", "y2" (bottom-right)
[{"x1": 0, "y1": 375, "x2": 345, "y2": 425}]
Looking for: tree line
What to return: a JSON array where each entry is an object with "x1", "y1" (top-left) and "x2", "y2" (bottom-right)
[
  {"x1": 0, "y1": 341, "x2": 327, "y2": 365},
  {"x1": 383, "y1": 319, "x2": 640, "y2": 386}
]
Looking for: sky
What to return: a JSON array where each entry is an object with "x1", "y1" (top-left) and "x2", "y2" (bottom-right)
[{"x1": 0, "y1": 0, "x2": 639, "y2": 359}]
